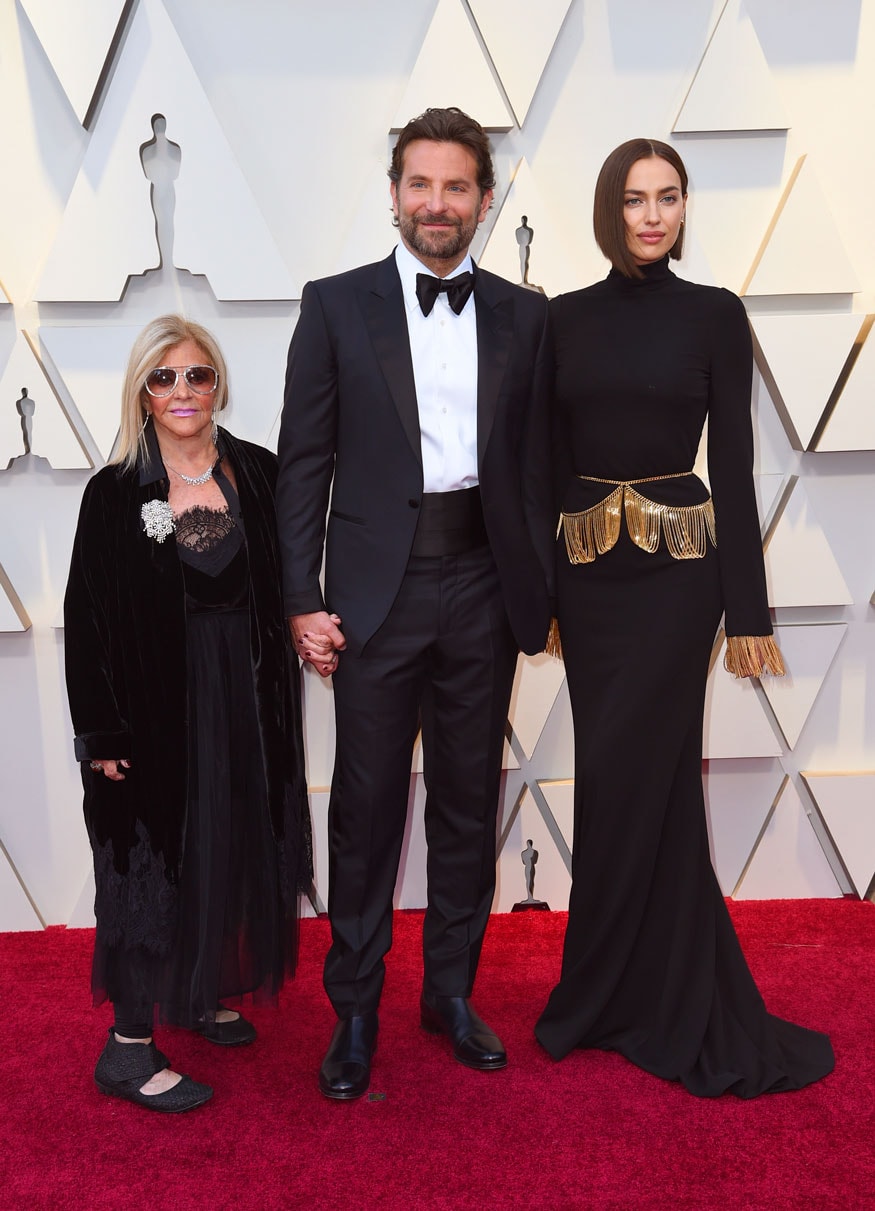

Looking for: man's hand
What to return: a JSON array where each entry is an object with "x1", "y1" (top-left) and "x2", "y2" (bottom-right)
[{"x1": 290, "y1": 611, "x2": 346, "y2": 678}]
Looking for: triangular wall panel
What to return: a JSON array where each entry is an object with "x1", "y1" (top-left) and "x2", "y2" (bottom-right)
[
  {"x1": 802, "y1": 772, "x2": 875, "y2": 898},
  {"x1": 0, "y1": 562, "x2": 30, "y2": 632},
  {"x1": 674, "y1": 0, "x2": 788, "y2": 133},
  {"x1": 391, "y1": 0, "x2": 514, "y2": 131},
  {"x1": 703, "y1": 639, "x2": 782, "y2": 759},
  {"x1": 735, "y1": 778, "x2": 843, "y2": 899},
  {"x1": 20, "y1": 0, "x2": 129, "y2": 126},
  {"x1": 761, "y1": 624, "x2": 847, "y2": 748},
  {"x1": 36, "y1": 0, "x2": 296, "y2": 301},
  {"x1": 333, "y1": 162, "x2": 395, "y2": 275},
  {"x1": 703, "y1": 760, "x2": 785, "y2": 895},
  {"x1": 537, "y1": 779, "x2": 574, "y2": 865},
  {"x1": 39, "y1": 325, "x2": 143, "y2": 462},
  {"x1": 0, "y1": 848, "x2": 43, "y2": 930},
  {"x1": 66, "y1": 868, "x2": 97, "y2": 928},
  {"x1": 0, "y1": 334, "x2": 90, "y2": 469},
  {"x1": 479, "y1": 158, "x2": 582, "y2": 298},
  {"x1": 763, "y1": 479, "x2": 853, "y2": 607},
  {"x1": 468, "y1": 0, "x2": 572, "y2": 127},
  {"x1": 507, "y1": 651, "x2": 567, "y2": 762},
  {"x1": 753, "y1": 473, "x2": 788, "y2": 536},
  {"x1": 816, "y1": 321, "x2": 875, "y2": 451},
  {"x1": 540, "y1": 778, "x2": 575, "y2": 850},
  {"x1": 751, "y1": 313, "x2": 863, "y2": 450},
  {"x1": 743, "y1": 156, "x2": 859, "y2": 296}
]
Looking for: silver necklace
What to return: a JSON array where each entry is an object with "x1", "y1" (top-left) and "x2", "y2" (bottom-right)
[{"x1": 164, "y1": 451, "x2": 218, "y2": 486}]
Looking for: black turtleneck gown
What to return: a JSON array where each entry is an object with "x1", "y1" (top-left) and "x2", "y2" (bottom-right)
[{"x1": 534, "y1": 258, "x2": 834, "y2": 1097}]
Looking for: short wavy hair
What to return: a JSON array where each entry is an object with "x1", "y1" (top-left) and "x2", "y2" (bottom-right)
[
  {"x1": 114, "y1": 314, "x2": 229, "y2": 470},
  {"x1": 593, "y1": 138, "x2": 688, "y2": 279}
]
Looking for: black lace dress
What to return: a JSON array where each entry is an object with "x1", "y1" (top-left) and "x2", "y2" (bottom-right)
[{"x1": 92, "y1": 476, "x2": 299, "y2": 1027}]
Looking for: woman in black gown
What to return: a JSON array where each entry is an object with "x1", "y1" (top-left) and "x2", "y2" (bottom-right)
[
  {"x1": 65, "y1": 316, "x2": 312, "y2": 1112},
  {"x1": 535, "y1": 140, "x2": 834, "y2": 1097}
]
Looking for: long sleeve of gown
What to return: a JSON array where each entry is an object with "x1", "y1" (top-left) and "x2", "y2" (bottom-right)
[
  {"x1": 64, "y1": 472, "x2": 133, "y2": 761},
  {"x1": 705, "y1": 291, "x2": 772, "y2": 639},
  {"x1": 705, "y1": 291, "x2": 783, "y2": 675}
]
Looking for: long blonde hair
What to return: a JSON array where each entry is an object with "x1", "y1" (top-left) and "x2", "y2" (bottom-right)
[{"x1": 114, "y1": 315, "x2": 230, "y2": 470}]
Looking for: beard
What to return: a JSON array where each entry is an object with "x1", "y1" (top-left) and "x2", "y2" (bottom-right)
[{"x1": 397, "y1": 211, "x2": 479, "y2": 264}]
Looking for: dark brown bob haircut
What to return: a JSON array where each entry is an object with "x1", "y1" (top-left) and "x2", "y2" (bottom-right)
[
  {"x1": 388, "y1": 106, "x2": 496, "y2": 222},
  {"x1": 593, "y1": 138, "x2": 688, "y2": 279}
]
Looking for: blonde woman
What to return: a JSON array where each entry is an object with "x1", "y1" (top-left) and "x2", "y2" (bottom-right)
[{"x1": 65, "y1": 316, "x2": 311, "y2": 1112}]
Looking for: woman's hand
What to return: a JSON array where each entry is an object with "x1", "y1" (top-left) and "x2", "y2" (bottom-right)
[
  {"x1": 289, "y1": 611, "x2": 345, "y2": 678},
  {"x1": 88, "y1": 759, "x2": 131, "y2": 781}
]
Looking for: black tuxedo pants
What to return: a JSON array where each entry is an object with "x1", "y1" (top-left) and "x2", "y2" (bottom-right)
[{"x1": 324, "y1": 544, "x2": 518, "y2": 1017}]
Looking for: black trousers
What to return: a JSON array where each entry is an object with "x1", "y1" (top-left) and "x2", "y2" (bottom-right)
[{"x1": 324, "y1": 544, "x2": 518, "y2": 1017}]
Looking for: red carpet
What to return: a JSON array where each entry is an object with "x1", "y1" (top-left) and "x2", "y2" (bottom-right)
[{"x1": 1, "y1": 902, "x2": 873, "y2": 1210}]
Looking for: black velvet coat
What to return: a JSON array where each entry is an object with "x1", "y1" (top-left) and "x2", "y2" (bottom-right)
[{"x1": 64, "y1": 426, "x2": 309, "y2": 953}]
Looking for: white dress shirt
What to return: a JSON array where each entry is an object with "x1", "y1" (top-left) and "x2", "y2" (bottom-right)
[{"x1": 394, "y1": 241, "x2": 479, "y2": 493}]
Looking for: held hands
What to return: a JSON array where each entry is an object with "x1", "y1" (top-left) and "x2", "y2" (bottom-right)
[
  {"x1": 290, "y1": 612, "x2": 346, "y2": 678},
  {"x1": 88, "y1": 759, "x2": 130, "y2": 781}
]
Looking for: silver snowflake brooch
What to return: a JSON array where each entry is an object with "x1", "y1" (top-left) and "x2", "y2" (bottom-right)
[{"x1": 141, "y1": 499, "x2": 175, "y2": 543}]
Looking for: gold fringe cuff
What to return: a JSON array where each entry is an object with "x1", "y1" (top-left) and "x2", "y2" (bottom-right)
[
  {"x1": 545, "y1": 617, "x2": 563, "y2": 660},
  {"x1": 560, "y1": 484, "x2": 716, "y2": 565},
  {"x1": 724, "y1": 634, "x2": 786, "y2": 679}
]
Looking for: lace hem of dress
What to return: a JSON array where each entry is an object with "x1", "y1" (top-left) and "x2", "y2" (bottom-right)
[
  {"x1": 92, "y1": 819, "x2": 179, "y2": 955},
  {"x1": 175, "y1": 505, "x2": 236, "y2": 553}
]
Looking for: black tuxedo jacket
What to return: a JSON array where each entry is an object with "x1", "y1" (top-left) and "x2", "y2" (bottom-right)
[{"x1": 276, "y1": 252, "x2": 554, "y2": 657}]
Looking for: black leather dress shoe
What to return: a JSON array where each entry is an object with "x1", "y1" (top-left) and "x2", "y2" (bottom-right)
[
  {"x1": 420, "y1": 995, "x2": 507, "y2": 1070},
  {"x1": 318, "y1": 1013, "x2": 378, "y2": 1100}
]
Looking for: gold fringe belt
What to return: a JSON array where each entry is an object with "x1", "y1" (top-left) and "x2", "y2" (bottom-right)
[
  {"x1": 549, "y1": 472, "x2": 784, "y2": 676},
  {"x1": 560, "y1": 471, "x2": 716, "y2": 565}
]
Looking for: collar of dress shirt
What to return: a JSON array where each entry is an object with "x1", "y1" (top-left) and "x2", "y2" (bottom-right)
[{"x1": 394, "y1": 241, "x2": 475, "y2": 315}]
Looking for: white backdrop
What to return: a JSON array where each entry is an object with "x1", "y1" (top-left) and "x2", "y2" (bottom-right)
[{"x1": 0, "y1": 0, "x2": 873, "y2": 932}]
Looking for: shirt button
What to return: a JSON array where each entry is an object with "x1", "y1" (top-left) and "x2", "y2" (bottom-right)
[{"x1": 408, "y1": 499, "x2": 420, "y2": 509}]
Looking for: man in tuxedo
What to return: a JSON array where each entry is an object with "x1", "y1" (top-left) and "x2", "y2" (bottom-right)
[{"x1": 276, "y1": 107, "x2": 553, "y2": 1100}]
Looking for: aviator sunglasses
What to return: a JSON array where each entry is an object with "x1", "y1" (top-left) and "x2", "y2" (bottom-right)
[{"x1": 144, "y1": 365, "x2": 219, "y2": 397}]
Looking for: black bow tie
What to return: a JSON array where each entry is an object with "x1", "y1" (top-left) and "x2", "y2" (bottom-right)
[{"x1": 415, "y1": 270, "x2": 474, "y2": 317}]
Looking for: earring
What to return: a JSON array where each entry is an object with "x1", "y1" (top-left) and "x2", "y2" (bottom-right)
[
  {"x1": 211, "y1": 412, "x2": 218, "y2": 445},
  {"x1": 138, "y1": 411, "x2": 151, "y2": 437}
]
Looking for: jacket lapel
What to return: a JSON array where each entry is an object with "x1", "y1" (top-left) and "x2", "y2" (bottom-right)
[
  {"x1": 360, "y1": 254, "x2": 422, "y2": 467},
  {"x1": 474, "y1": 267, "x2": 514, "y2": 461}
]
